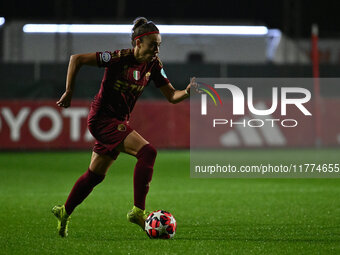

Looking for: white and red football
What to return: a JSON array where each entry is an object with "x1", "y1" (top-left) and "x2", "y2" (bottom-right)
[{"x1": 145, "y1": 210, "x2": 177, "y2": 239}]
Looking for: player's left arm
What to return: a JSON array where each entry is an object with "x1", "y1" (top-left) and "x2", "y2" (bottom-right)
[
  {"x1": 160, "y1": 77, "x2": 199, "y2": 104},
  {"x1": 160, "y1": 80, "x2": 193, "y2": 104}
]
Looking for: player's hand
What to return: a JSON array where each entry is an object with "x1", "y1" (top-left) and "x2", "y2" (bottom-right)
[
  {"x1": 186, "y1": 77, "x2": 200, "y2": 95},
  {"x1": 56, "y1": 91, "x2": 73, "y2": 108}
]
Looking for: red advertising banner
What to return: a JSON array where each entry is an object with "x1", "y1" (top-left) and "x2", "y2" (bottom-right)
[{"x1": 0, "y1": 100, "x2": 190, "y2": 149}]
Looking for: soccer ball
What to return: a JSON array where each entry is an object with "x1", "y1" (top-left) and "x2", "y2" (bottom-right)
[{"x1": 145, "y1": 210, "x2": 177, "y2": 239}]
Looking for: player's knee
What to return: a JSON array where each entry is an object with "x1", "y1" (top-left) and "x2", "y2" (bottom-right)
[
  {"x1": 146, "y1": 144, "x2": 157, "y2": 159},
  {"x1": 137, "y1": 143, "x2": 157, "y2": 164}
]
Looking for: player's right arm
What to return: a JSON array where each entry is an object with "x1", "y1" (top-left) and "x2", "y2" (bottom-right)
[{"x1": 57, "y1": 53, "x2": 97, "y2": 108}]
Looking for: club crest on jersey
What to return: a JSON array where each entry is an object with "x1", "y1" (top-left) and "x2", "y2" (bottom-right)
[
  {"x1": 117, "y1": 124, "x2": 126, "y2": 132},
  {"x1": 133, "y1": 70, "x2": 140, "y2": 81}
]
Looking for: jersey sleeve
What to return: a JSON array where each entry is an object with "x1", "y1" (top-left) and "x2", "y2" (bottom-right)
[
  {"x1": 96, "y1": 50, "x2": 121, "y2": 67},
  {"x1": 151, "y1": 58, "x2": 170, "y2": 88}
]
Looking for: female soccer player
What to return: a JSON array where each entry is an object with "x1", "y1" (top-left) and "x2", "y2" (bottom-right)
[{"x1": 52, "y1": 17, "x2": 192, "y2": 237}]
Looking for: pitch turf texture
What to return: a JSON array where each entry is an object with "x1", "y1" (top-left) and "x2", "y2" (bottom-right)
[{"x1": 1, "y1": 149, "x2": 340, "y2": 254}]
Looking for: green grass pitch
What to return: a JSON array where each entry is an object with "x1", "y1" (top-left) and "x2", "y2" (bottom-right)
[{"x1": 0, "y1": 149, "x2": 340, "y2": 254}]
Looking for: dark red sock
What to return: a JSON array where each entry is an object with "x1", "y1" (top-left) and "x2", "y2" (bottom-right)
[
  {"x1": 64, "y1": 169, "x2": 105, "y2": 215},
  {"x1": 134, "y1": 144, "x2": 157, "y2": 210}
]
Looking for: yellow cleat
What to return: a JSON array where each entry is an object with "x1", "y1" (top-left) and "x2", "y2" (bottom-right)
[
  {"x1": 127, "y1": 206, "x2": 149, "y2": 230},
  {"x1": 52, "y1": 205, "x2": 70, "y2": 237}
]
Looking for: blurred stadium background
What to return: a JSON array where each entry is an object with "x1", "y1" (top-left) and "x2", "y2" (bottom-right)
[
  {"x1": 1, "y1": 1, "x2": 340, "y2": 254},
  {"x1": 0, "y1": 0, "x2": 340, "y2": 149},
  {"x1": 1, "y1": 0, "x2": 340, "y2": 149}
]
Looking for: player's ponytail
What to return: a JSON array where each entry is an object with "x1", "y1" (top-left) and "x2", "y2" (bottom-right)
[
  {"x1": 131, "y1": 17, "x2": 159, "y2": 46},
  {"x1": 132, "y1": 17, "x2": 148, "y2": 30}
]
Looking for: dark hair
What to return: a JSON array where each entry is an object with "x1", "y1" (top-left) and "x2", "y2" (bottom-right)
[{"x1": 131, "y1": 17, "x2": 159, "y2": 46}]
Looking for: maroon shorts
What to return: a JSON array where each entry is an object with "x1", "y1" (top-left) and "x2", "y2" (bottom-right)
[{"x1": 88, "y1": 115, "x2": 133, "y2": 160}]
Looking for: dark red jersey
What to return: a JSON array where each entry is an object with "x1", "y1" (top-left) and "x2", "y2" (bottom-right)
[{"x1": 89, "y1": 49, "x2": 170, "y2": 121}]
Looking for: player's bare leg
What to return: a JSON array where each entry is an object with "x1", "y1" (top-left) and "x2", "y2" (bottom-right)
[
  {"x1": 52, "y1": 152, "x2": 114, "y2": 237},
  {"x1": 89, "y1": 152, "x2": 115, "y2": 176},
  {"x1": 117, "y1": 130, "x2": 149, "y2": 156},
  {"x1": 118, "y1": 130, "x2": 157, "y2": 230}
]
